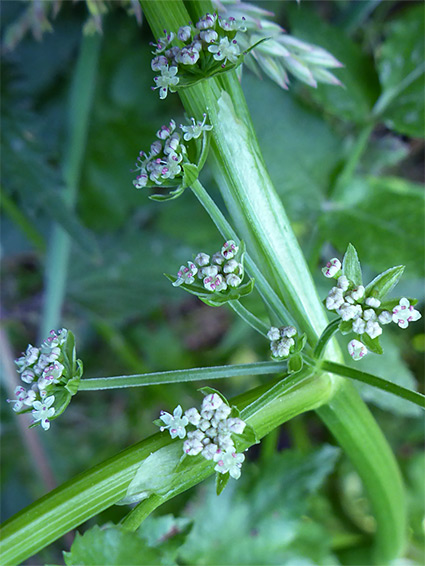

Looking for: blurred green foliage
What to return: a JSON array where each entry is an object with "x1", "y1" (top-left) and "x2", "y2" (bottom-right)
[{"x1": 1, "y1": 1, "x2": 423, "y2": 565}]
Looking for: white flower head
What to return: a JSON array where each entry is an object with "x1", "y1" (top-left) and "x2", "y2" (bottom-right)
[
  {"x1": 392, "y1": 298, "x2": 422, "y2": 329},
  {"x1": 281, "y1": 326, "x2": 297, "y2": 338},
  {"x1": 221, "y1": 240, "x2": 238, "y2": 260},
  {"x1": 352, "y1": 318, "x2": 366, "y2": 335},
  {"x1": 348, "y1": 339, "x2": 368, "y2": 361},
  {"x1": 378, "y1": 311, "x2": 393, "y2": 325},
  {"x1": 365, "y1": 297, "x2": 381, "y2": 309},
  {"x1": 214, "y1": 450, "x2": 245, "y2": 479},
  {"x1": 326, "y1": 287, "x2": 344, "y2": 310},
  {"x1": 365, "y1": 321, "x2": 382, "y2": 340},
  {"x1": 337, "y1": 303, "x2": 362, "y2": 321},
  {"x1": 270, "y1": 337, "x2": 294, "y2": 358},
  {"x1": 267, "y1": 326, "x2": 281, "y2": 341},
  {"x1": 322, "y1": 258, "x2": 341, "y2": 278},
  {"x1": 159, "y1": 405, "x2": 189, "y2": 439},
  {"x1": 208, "y1": 37, "x2": 240, "y2": 65},
  {"x1": 32, "y1": 395, "x2": 55, "y2": 431},
  {"x1": 202, "y1": 393, "x2": 224, "y2": 412}
]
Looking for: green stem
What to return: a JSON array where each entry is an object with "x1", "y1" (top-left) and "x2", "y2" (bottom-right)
[
  {"x1": 0, "y1": 369, "x2": 332, "y2": 566},
  {"x1": 39, "y1": 34, "x2": 101, "y2": 340},
  {"x1": 0, "y1": 188, "x2": 45, "y2": 253},
  {"x1": 121, "y1": 494, "x2": 165, "y2": 532},
  {"x1": 228, "y1": 300, "x2": 270, "y2": 337},
  {"x1": 314, "y1": 318, "x2": 341, "y2": 359},
  {"x1": 322, "y1": 360, "x2": 425, "y2": 409},
  {"x1": 78, "y1": 361, "x2": 286, "y2": 391}
]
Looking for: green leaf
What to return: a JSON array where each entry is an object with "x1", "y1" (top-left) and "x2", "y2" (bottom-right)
[
  {"x1": 288, "y1": 354, "x2": 303, "y2": 374},
  {"x1": 342, "y1": 243, "x2": 362, "y2": 286},
  {"x1": 287, "y1": 5, "x2": 380, "y2": 123},
  {"x1": 361, "y1": 333, "x2": 383, "y2": 355},
  {"x1": 49, "y1": 386, "x2": 72, "y2": 418},
  {"x1": 339, "y1": 320, "x2": 353, "y2": 336},
  {"x1": 63, "y1": 525, "x2": 162, "y2": 566},
  {"x1": 233, "y1": 422, "x2": 259, "y2": 452},
  {"x1": 320, "y1": 176, "x2": 425, "y2": 277},
  {"x1": 294, "y1": 333, "x2": 307, "y2": 353},
  {"x1": 149, "y1": 186, "x2": 186, "y2": 202},
  {"x1": 182, "y1": 163, "x2": 199, "y2": 188},
  {"x1": 365, "y1": 266, "x2": 405, "y2": 300},
  {"x1": 374, "y1": 4, "x2": 425, "y2": 137},
  {"x1": 216, "y1": 472, "x2": 230, "y2": 496}
]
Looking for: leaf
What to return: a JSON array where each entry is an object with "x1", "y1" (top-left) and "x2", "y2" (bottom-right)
[
  {"x1": 287, "y1": 4, "x2": 380, "y2": 123},
  {"x1": 149, "y1": 186, "x2": 186, "y2": 202},
  {"x1": 339, "y1": 320, "x2": 353, "y2": 336},
  {"x1": 233, "y1": 422, "x2": 259, "y2": 452},
  {"x1": 375, "y1": 4, "x2": 425, "y2": 137},
  {"x1": 216, "y1": 471, "x2": 230, "y2": 496},
  {"x1": 182, "y1": 163, "x2": 199, "y2": 188},
  {"x1": 63, "y1": 525, "x2": 162, "y2": 566},
  {"x1": 320, "y1": 176, "x2": 425, "y2": 277},
  {"x1": 342, "y1": 243, "x2": 362, "y2": 286},
  {"x1": 365, "y1": 265, "x2": 405, "y2": 300},
  {"x1": 361, "y1": 333, "x2": 383, "y2": 355}
]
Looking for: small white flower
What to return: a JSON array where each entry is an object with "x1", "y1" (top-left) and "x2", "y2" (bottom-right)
[
  {"x1": 152, "y1": 31, "x2": 175, "y2": 55},
  {"x1": 325, "y1": 287, "x2": 344, "y2": 310},
  {"x1": 201, "y1": 265, "x2": 219, "y2": 278},
  {"x1": 363, "y1": 309, "x2": 377, "y2": 322},
  {"x1": 200, "y1": 408, "x2": 214, "y2": 421},
  {"x1": 208, "y1": 37, "x2": 240, "y2": 65},
  {"x1": 281, "y1": 326, "x2": 297, "y2": 338},
  {"x1": 212, "y1": 252, "x2": 225, "y2": 265},
  {"x1": 211, "y1": 403, "x2": 231, "y2": 425},
  {"x1": 205, "y1": 427, "x2": 217, "y2": 439},
  {"x1": 221, "y1": 240, "x2": 238, "y2": 260},
  {"x1": 159, "y1": 405, "x2": 189, "y2": 439},
  {"x1": 184, "y1": 407, "x2": 201, "y2": 426},
  {"x1": 365, "y1": 297, "x2": 381, "y2": 308},
  {"x1": 200, "y1": 29, "x2": 218, "y2": 43},
  {"x1": 183, "y1": 436, "x2": 204, "y2": 455},
  {"x1": 199, "y1": 419, "x2": 211, "y2": 432},
  {"x1": 21, "y1": 369, "x2": 35, "y2": 384},
  {"x1": 173, "y1": 261, "x2": 198, "y2": 287},
  {"x1": 203, "y1": 274, "x2": 227, "y2": 292},
  {"x1": 218, "y1": 16, "x2": 246, "y2": 32},
  {"x1": 202, "y1": 443, "x2": 219, "y2": 460},
  {"x1": 226, "y1": 274, "x2": 242, "y2": 288},
  {"x1": 267, "y1": 326, "x2": 281, "y2": 341},
  {"x1": 352, "y1": 318, "x2": 366, "y2": 335},
  {"x1": 163, "y1": 133, "x2": 180, "y2": 155},
  {"x1": 350, "y1": 286, "x2": 365, "y2": 301},
  {"x1": 176, "y1": 46, "x2": 200, "y2": 66},
  {"x1": 156, "y1": 120, "x2": 176, "y2": 140},
  {"x1": 187, "y1": 429, "x2": 205, "y2": 442},
  {"x1": 365, "y1": 321, "x2": 382, "y2": 340},
  {"x1": 194, "y1": 252, "x2": 210, "y2": 267},
  {"x1": 217, "y1": 435, "x2": 235, "y2": 452},
  {"x1": 225, "y1": 418, "x2": 246, "y2": 435},
  {"x1": 223, "y1": 259, "x2": 239, "y2": 274},
  {"x1": 15, "y1": 345, "x2": 39, "y2": 373},
  {"x1": 214, "y1": 450, "x2": 245, "y2": 479},
  {"x1": 378, "y1": 311, "x2": 393, "y2": 325},
  {"x1": 392, "y1": 298, "x2": 422, "y2": 329},
  {"x1": 202, "y1": 393, "x2": 224, "y2": 411},
  {"x1": 337, "y1": 303, "x2": 362, "y2": 321},
  {"x1": 32, "y1": 395, "x2": 55, "y2": 431},
  {"x1": 153, "y1": 65, "x2": 179, "y2": 99},
  {"x1": 151, "y1": 55, "x2": 169, "y2": 71},
  {"x1": 177, "y1": 25, "x2": 192, "y2": 42},
  {"x1": 270, "y1": 337, "x2": 294, "y2": 358},
  {"x1": 133, "y1": 171, "x2": 148, "y2": 189},
  {"x1": 322, "y1": 258, "x2": 341, "y2": 278},
  {"x1": 41, "y1": 362, "x2": 64, "y2": 384},
  {"x1": 196, "y1": 13, "x2": 217, "y2": 30},
  {"x1": 348, "y1": 339, "x2": 368, "y2": 361},
  {"x1": 337, "y1": 275, "x2": 350, "y2": 291}
]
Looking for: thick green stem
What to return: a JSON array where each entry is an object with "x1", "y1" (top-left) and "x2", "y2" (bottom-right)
[
  {"x1": 0, "y1": 369, "x2": 332, "y2": 565},
  {"x1": 78, "y1": 361, "x2": 286, "y2": 391}
]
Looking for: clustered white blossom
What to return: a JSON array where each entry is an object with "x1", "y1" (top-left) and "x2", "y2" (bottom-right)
[
  {"x1": 267, "y1": 325, "x2": 298, "y2": 359},
  {"x1": 157, "y1": 393, "x2": 247, "y2": 480},
  {"x1": 133, "y1": 116, "x2": 212, "y2": 189},
  {"x1": 212, "y1": 0, "x2": 343, "y2": 90},
  {"x1": 173, "y1": 240, "x2": 244, "y2": 293},
  {"x1": 150, "y1": 12, "x2": 247, "y2": 99},
  {"x1": 8, "y1": 329, "x2": 68, "y2": 430},
  {"x1": 322, "y1": 258, "x2": 422, "y2": 361}
]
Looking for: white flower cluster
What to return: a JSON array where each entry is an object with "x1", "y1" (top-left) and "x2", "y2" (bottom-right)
[
  {"x1": 173, "y1": 240, "x2": 243, "y2": 292},
  {"x1": 323, "y1": 258, "x2": 422, "y2": 361},
  {"x1": 8, "y1": 329, "x2": 68, "y2": 430},
  {"x1": 133, "y1": 116, "x2": 212, "y2": 189},
  {"x1": 212, "y1": 0, "x2": 343, "y2": 90},
  {"x1": 151, "y1": 12, "x2": 246, "y2": 99},
  {"x1": 267, "y1": 325, "x2": 297, "y2": 359},
  {"x1": 157, "y1": 393, "x2": 247, "y2": 480}
]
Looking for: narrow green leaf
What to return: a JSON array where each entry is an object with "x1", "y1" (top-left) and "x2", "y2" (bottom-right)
[
  {"x1": 342, "y1": 243, "x2": 362, "y2": 286},
  {"x1": 361, "y1": 333, "x2": 383, "y2": 355},
  {"x1": 182, "y1": 163, "x2": 199, "y2": 188},
  {"x1": 365, "y1": 266, "x2": 405, "y2": 300},
  {"x1": 216, "y1": 472, "x2": 230, "y2": 496},
  {"x1": 338, "y1": 320, "x2": 353, "y2": 335}
]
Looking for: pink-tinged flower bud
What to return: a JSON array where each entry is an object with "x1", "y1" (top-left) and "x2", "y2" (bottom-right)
[
  {"x1": 221, "y1": 240, "x2": 238, "y2": 260},
  {"x1": 267, "y1": 327, "x2": 280, "y2": 341},
  {"x1": 322, "y1": 258, "x2": 341, "y2": 278},
  {"x1": 378, "y1": 311, "x2": 392, "y2": 325},
  {"x1": 348, "y1": 339, "x2": 368, "y2": 361},
  {"x1": 365, "y1": 321, "x2": 382, "y2": 340},
  {"x1": 337, "y1": 275, "x2": 349, "y2": 291},
  {"x1": 352, "y1": 318, "x2": 366, "y2": 335},
  {"x1": 177, "y1": 25, "x2": 192, "y2": 42},
  {"x1": 194, "y1": 252, "x2": 210, "y2": 267},
  {"x1": 365, "y1": 297, "x2": 381, "y2": 309},
  {"x1": 326, "y1": 287, "x2": 344, "y2": 310}
]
